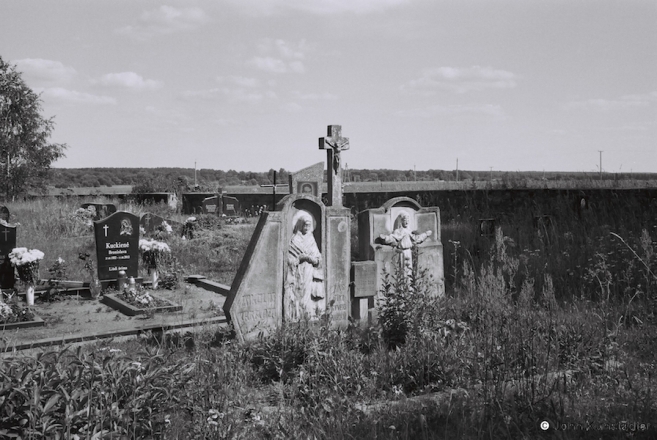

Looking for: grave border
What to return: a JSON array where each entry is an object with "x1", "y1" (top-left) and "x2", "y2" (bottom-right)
[
  {"x1": 1, "y1": 313, "x2": 45, "y2": 330},
  {"x1": 102, "y1": 293, "x2": 182, "y2": 316}
]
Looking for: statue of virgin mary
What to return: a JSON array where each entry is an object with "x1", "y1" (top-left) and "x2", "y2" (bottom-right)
[{"x1": 284, "y1": 211, "x2": 325, "y2": 321}]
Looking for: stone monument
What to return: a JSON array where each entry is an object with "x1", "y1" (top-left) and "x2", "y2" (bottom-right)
[
  {"x1": 224, "y1": 125, "x2": 352, "y2": 341},
  {"x1": 355, "y1": 196, "x2": 444, "y2": 320}
]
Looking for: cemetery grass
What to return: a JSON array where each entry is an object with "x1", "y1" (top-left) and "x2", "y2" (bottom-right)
[{"x1": 1, "y1": 197, "x2": 656, "y2": 438}]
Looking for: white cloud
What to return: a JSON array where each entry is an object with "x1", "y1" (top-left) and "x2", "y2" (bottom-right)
[
  {"x1": 225, "y1": 0, "x2": 409, "y2": 15},
  {"x1": 181, "y1": 87, "x2": 275, "y2": 103},
  {"x1": 38, "y1": 87, "x2": 116, "y2": 105},
  {"x1": 116, "y1": 6, "x2": 210, "y2": 39},
  {"x1": 402, "y1": 66, "x2": 519, "y2": 95},
  {"x1": 281, "y1": 102, "x2": 303, "y2": 112},
  {"x1": 216, "y1": 76, "x2": 260, "y2": 88},
  {"x1": 396, "y1": 103, "x2": 506, "y2": 119},
  {"x1": 565, "y1": 91, "x2": 657, "y2": 111},
  {"x1": 96, "y1": 72, "x2": 164, "y2": 90},
  {"x1": 293, "y1": 91, "x2": 338, "y2": 100},
  {"x1": 12, "y1": 58, "x2": 76, "y2": 83},
  {"x1": 248, "y1": 56, "x2": 288, "y2": 73},
  {"x1": 248, "y1": 39, "x2": 308, "y2": 74}
]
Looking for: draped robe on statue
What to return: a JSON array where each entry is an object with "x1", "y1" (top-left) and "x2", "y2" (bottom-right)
[{"x1": 285, "y1": 214, "x2": 325, "y2": 321}]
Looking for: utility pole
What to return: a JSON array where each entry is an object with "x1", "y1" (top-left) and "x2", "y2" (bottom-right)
[
  {"x1": 598, "y1": 150, "x2": 603, "y2": 180},
  {"x1": 414, "y1": 164, "x2": 416, "y2": 182},
  {"x1": 194, "y1": 161, "x2": 197, "y2": 187},
  {"x1": 456, "y1": 158, "x2": 459, "y2": 181}
]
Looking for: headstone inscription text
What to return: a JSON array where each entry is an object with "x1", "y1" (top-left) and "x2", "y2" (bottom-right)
[{"x1": 94, "y1": 212, "x2": 140, "y2": 281}]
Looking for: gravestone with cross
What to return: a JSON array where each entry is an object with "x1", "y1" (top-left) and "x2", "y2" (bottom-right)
[
  {"x1": 224, "y1": 124, "x2": 352, "y2": 341},
  {"x1": 0, "y1": 222, "x2": 16, "y2": 289},
  {"x1": 94, "y1": 211, "x2": 140, "y2": 285},
  {"x1": 319, "y1": 125, "x2": 349, "y2": 207}
]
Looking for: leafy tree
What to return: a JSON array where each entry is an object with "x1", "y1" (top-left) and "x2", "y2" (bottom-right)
[{"x1": 0, "y1": 56, "x2": 66, "y2": 199}]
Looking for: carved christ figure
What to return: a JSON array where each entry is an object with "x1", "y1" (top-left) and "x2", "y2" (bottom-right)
[
  {"x1": 379, "y1": 212, "x2": 432, "y2": 280},
  {"x1": 322, "y1": 136, "x2": 349, "y2": 174},
  {"x1": 284, "y1": 211, "x2": 325, "y2": 321}
]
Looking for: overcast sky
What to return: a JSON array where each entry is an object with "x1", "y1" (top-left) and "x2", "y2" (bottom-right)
[{"x1": 1, "y1": 0, "x2": 655, "y2": 173}]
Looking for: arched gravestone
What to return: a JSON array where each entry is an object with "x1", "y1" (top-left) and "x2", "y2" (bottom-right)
[
  {"x1": 93, "y1": 212, "x2": 140, "y2": 284},
  {"x1": 356, "y1": 197, "x2": 444, "y2": 317}
]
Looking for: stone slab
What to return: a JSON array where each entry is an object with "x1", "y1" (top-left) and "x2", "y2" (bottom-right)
[
  {"x1": 197, "y1": 279, "x2": 230, "y2": 296},
  {"x1": 351, "y1": 261, "x2": 377, "y2": 298},
  {"x1": 223, "y1": 211, "x2": 284, "y2": 342}
]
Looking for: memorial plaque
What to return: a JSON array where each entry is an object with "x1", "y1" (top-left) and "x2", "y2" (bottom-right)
[
  {"x1": 94, "y1": 211, "x2": 140, "y2": 281},
  {"x1": 0, "y1": 223, "x2": 16, "y2": 289}
]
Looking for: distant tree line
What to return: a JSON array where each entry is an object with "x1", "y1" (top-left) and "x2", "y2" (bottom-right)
[{"x1": 48, "y1": 167, "x2": 657, "y2": 192}]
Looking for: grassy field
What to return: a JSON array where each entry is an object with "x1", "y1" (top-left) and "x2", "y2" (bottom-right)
[{"x1": 0, "y1": 196, "x2": 656, "y2": 438}]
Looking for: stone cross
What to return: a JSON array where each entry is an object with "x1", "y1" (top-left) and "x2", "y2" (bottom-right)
[{"x1": 319, "y1": 125, "x2": 349, "y2": 207}]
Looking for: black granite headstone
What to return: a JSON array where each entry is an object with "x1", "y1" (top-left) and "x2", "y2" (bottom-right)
[
  {"x1": 81, "y1": 203, "x2": 117, "y2": 221},
  {"x1": 140, "y1": 213, "x2": 166, "y2": 235},
  {"x1": 222, "y1": 196, "x2": 240, "y2": 216},
  {"x1": 0, "y1": 206, "x2": 10, "y2": 223},
  {"x1": 202, "y1": 196, "x2": 220, "y2": 215},
  {"x1": 0, "y1": 223, "x2": 16, "y2": 289},
  {"x1": 94, "y1": 211, "x2": 140, "y2": 281}
]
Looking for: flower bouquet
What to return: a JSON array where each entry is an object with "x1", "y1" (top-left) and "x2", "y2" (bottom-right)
[
  {"x1": 9, "y1": 247, "x2": 44, "y2": 305},
  {"x1": 139, "y1": 239, "x2": 171, "y2": 289},
  {"x1": 0, "y1": 298, "x2": 35, "y2": 324}
]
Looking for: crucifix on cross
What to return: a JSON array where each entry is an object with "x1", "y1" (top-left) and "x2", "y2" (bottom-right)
[
  {"x1": 319, "y1": 125, "x2": 349, "y2": 207},
  {"x1": 319, "y1": 125, "x2": 349, "y2": 175}
]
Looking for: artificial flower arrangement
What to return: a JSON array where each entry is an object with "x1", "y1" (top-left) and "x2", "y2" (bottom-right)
[
  {"x1": 139, "y1": 239, "x2": 171, "y2": 290},
  {"x1": 182, "y1": 216, "x2": 197, "y2": 239},
  {"x1": 0, "y1": 296, "x2": 35, "y2": 323},
  {"x1": 121, "y1": 282, "x2": 155, "y2": 307},
  {"x1": 9, "y1": 247, "x2": 44, "y2": 285},
  {"x1": 139, "y1": 239, "x2": 171, "y2": 268}
]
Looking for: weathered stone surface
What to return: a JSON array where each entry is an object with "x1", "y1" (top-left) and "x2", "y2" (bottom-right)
[
  {"x1": 288, "y1": 162, "x2": 324, "y2": 197},
  {"x1": 358, "y1": 197, "x2": 444, "y2": 299},
  {"x1": 325, "y1": 207, "x2": 350, "y2": 328},
  {"x1": 223, "y1": 211, "x2": 284, "y2": 342},
  {"x1": 94, "y1": 212, "x2": 140, "y2": 281}
]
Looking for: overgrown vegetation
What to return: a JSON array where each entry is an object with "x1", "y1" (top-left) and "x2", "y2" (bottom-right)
[{"x1": 1, "y1": 196, "x2": 656, "y2": 438}]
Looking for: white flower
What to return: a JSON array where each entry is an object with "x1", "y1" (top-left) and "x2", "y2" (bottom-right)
[{"x1": 0, "y1": 301, "x2": 13, "y2": 320}]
